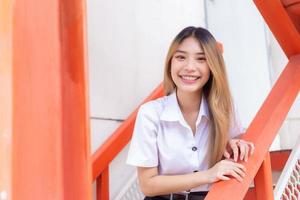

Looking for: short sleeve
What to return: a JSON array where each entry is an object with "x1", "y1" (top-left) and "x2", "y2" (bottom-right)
[
  {"x1": 126, "y1": 103, "x2": 159, "y2": 167},
  {"x1": 229, "y1": 108, "x2": 246, "y2": 139}
]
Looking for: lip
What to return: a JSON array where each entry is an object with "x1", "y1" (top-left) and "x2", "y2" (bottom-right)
[{"x1": 179, "y1": 75, "x2": 200, "y2": 84}]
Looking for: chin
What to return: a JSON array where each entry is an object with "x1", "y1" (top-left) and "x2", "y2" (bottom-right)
[{"x1": 177, "y1": 86, "x2": 202, "y2": 94}]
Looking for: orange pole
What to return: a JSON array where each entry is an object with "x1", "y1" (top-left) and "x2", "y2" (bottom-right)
[
  {"x1": 254, "y1": 153, "x2": 274, "y2": 200},
  {"x1": 11, "y1": 0, "x2": 91, "y2": 199},
  {"x1": 97, "y1": 167, "x2": 109, "y2": 200},
  {"x1": 0, "y1": 0, "x2": 13, "y2": 199}
]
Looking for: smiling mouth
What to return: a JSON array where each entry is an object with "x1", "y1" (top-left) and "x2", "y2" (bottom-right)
[{"x1": 179, "y1": 75, "x2": 201, "y2": 81}]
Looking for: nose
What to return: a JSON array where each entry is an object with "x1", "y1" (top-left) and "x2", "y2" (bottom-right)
[{"x1": 183, "y1": 58, "x2": 196, "y2": 71}]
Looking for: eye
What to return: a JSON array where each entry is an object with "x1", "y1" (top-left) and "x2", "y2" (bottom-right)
[
  {"x1": 174, "y1": 55, "x2": 185, "y2": 60},
  {"x1": 197, "y1": 57, "x2": 206, "y2": 62}
]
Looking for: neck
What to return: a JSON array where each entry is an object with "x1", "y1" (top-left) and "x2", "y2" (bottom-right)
[{"x1": 176, "y1": 89, "x2": 202, "y2": 114}]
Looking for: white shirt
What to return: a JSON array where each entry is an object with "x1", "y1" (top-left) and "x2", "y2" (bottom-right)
[{"x1": 126, "y1": 92, "x2": 243, "y2": 192}]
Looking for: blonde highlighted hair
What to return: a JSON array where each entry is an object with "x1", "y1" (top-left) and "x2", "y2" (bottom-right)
[{"x1": 163, "y1": 26, "x2": 234, "y2": 166}]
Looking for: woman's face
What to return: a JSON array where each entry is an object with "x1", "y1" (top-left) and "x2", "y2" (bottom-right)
[{"x1": 170, "y1": 36, "x2": 211, "y2": 94}]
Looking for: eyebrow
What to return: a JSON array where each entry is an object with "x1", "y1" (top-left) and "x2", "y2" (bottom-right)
[{"x1": 174, "y1": 50, "x2": 205, "y2": 55}]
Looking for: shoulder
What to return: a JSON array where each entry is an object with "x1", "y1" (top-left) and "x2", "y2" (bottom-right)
[
  {"x1": 138, "y1": 96, "x2": 167, "y2": 118},
  {"x1": 133, "y1": 96, "x2": 168, "y2": 133}
]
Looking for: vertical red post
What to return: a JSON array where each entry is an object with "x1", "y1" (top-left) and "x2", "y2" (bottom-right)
[
  {"x1": 0, "y1": 0, "x2": 13, "y2": 199},
  {"x1": 254, "y1": 153, "x2": 274, "y2": 200},
  {"x1": 9, "y1": 0, "x2": 92, "y2": 199},
  {"x1": 97, "y1": 167, "x2": 109, "y2": 200}
]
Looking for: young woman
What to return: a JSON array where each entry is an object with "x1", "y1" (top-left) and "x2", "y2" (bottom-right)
[{"x1": 126, "y1": 26, "x2": 254, "y2": 200}]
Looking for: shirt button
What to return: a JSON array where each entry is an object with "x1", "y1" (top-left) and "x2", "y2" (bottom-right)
[{"x1": 192, "y1": 146, "x2": 197, "y2": 151}]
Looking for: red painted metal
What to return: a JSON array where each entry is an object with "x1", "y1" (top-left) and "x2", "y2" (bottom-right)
[
  {"x1": 0, "y1": 0, "x2": 13, "y2": 199},
  {"x1": 270, "y1": 150, "x2": 291, "y2": 171},
  {"x1": 254, "y1": 0, "x2": 300, "y2": 58},
  {"x1": 97, "y1": 167, "x2": 109, "y2": 200},
  {"x1": 244, "y1": 188, "x2": 256, "y2": 200},
  {"x1": 281, "y1": 0, "x2": 300, "y2": 33},
  {"x1": 254, "y1": 153, "x2": 274, "y2": 200},
  {"x1": 205, "y1": 55, "x2": 300, "y2": 200},
  {"x1": 10, "y1": 0, "x2": 92, "y2": 199},
  {"x1": 229, "y1": 150, "x2": 290, "y2": 200}
]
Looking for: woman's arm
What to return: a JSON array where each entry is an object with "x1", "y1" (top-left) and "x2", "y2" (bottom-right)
[
  {"x1": 138, "y1": 167, "x2": 209, "y2": 196},
  {"x1": 138, "y1": 159, "x2": 246, "y2": 197}
]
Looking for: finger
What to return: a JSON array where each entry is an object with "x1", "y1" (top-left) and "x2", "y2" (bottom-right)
[
  {"x1": 238, "y1": 142, "x2": 246, "y2": 161},
  {"x1": 225, "y1": 142, "x2": 233, "y2": 156},
  {"x1": 232, "y1": 144, "x2": 239, "y2": 162},
  {"x1": 218, "y1": 175, "x2": 230, "y2": 181},
  {"x1": 244, "y1": 144, "x2": 249, "y2": 162},
  {"x1": 229, "y1": 171, "x2": 243, "y2": 182},
  {"x1": 224, "y1": 150, "x2": 230, "y2": 159},
  {"x1": 249, "y1": 142, "x2": 255, "y2": 155},
  {"x1": 234, "y1": 163, "x2": 247, "y2": 172},
  {"x1": 234, "y1": 166, "x2": 246, "y2": 178}
]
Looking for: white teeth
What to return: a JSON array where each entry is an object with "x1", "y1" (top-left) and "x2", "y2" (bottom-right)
[{"x1": 181, "y1": 75, "x2": 199, "y2": 81}]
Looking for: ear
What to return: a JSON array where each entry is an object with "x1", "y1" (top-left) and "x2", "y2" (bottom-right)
[{"x1": 216, "y1": 42, "x2": 223, "y2": 54}]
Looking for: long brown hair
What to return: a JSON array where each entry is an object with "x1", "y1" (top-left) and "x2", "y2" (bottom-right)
[{"x1": 163, "y1": 26, "x2": 234, "y2": 166}]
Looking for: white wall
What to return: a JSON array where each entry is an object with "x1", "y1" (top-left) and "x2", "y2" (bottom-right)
[
  {"x1": 87, "y1": 0, "x2": 206, "y2": 199},
  {"x1": 267, "y1": 30, "x2": 300, "y2": 149},
  {"x1": 205, "y1": 0, "x2": 271, "y2": 128}
]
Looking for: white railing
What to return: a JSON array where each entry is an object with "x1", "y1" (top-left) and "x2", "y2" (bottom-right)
[
  {"x1": 115, "y1": 172, "x2": 144, "y2": 200},
  {"x1": 274, "y1": 134, "x2": 300, "y2": 200}
]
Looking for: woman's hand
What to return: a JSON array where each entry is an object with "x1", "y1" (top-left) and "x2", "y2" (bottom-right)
[
  {"x1": 206, "y1": 159, "x2": 246, "y2": 183},
  {"x1": 223, "y1": 139, "x2": 255, "y2": 162}
]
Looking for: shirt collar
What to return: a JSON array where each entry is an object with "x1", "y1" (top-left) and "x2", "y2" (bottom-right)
[{"x1": 160, "y1": 91, "x2": 210, "y2": 126}]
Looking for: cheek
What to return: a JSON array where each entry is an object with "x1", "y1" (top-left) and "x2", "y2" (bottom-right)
[
  {"x1": 170, "y1": 66, "x2": 177, "y2": 83},
  {"x1": 206, "y1": 69, "x2": 211, "y2": 78},
  {"x1": 199, "y1": 65, "x2": 211, "y2": 84},
  {"x1": 203, "y1": 65, "x2": 211, "y2": 77},
  {"x1": 170, "y1": 61, "x2": 180, "y2": 79}
]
